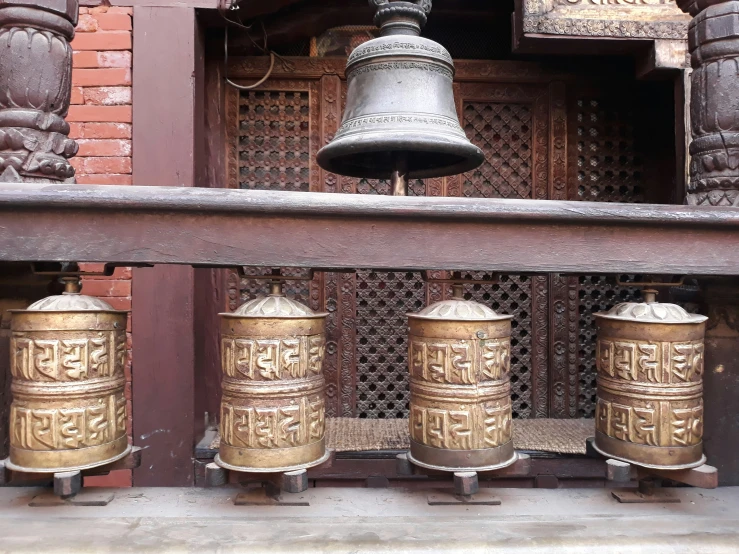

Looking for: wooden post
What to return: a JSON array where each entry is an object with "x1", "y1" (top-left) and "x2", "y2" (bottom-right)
[
  {"x1": 131, "y1": 6, "x2": 203, "y2": 486},
  {"x1": 0, "y1": 0, "x2": 79, "y2": 184},
  {"x1": 678, "y1": 0, "x2": 739, "y2": 485}
]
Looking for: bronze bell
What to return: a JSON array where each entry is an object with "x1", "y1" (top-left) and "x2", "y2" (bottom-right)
[
  {"x1": 593, "y1": 290, "x2": 708, "y2": 469},
  {"x1": 407, "y1": 285, "x2": 517, "y2": 471},
  {"x1": 216, "y1": 280, "x2": 330, "y2": 472},
  {"x1": 316, "y1": 0, "x2": 484, "y2": 194},
  {"x1": 7, "y1": 278, "x2": 130, "y2": 473}
]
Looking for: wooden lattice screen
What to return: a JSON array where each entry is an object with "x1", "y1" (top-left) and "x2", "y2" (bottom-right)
[{"x1": 226, "y1": 58, "x2": 661, "y2": 421}]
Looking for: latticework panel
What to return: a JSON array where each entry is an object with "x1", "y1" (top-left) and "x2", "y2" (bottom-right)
[
  {"x1": 356, "y1": 270, "x2": 426, "y2": 418},
  {"x1": 238, "y1": 90, "x2": 310, "y2": 191},
  {"x1": 575, "y1": 98, "x2": 644, "y2": 203},
  {"x1": 575, "y1": 95, "x2": 645, "y2": 417},
  {"x1": 238, "y1": 268, "x2": 312, "y2": 306},
  {"x1": 356, "y1": 178, "x2": 425, "y2": 196},
  {"x1": 462, "y1": 102, "x2": 532, "y2": 199}
]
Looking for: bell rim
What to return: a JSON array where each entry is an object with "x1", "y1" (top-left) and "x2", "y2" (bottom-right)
[{"x1": 316, "y1": 133, "x2": 484, "y2": 180}]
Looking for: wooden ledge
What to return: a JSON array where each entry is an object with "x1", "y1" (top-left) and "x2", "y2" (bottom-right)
[{"x1": 1, "y1": 184, "x2": 738, "y2": 274}]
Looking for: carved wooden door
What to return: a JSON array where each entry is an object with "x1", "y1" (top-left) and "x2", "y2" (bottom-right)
[{"x1": 224, "y1": 57, "x2": 652, "y2": 421}]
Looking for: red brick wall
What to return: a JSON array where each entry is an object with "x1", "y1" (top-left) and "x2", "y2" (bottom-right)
[{"x1": 70, "y1": 5, "x2": 134, "y2": 488}]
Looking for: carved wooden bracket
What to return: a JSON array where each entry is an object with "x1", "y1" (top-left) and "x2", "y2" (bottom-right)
[{"x1": 0, "y1": 0, "x2": 79, "y2": 183}]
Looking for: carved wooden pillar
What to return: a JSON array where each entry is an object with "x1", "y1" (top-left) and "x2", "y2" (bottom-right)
[
  {"x1": 0, "y1": 0, "x2": 78, "y2": 183},
  {"x1": 679, "y1": 0, "x2": 739, "y2": 485}
]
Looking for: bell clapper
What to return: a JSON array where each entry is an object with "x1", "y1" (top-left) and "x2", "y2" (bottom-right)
[{"x1": 391, "y1": 153, "x2": 409, "y2": 196}]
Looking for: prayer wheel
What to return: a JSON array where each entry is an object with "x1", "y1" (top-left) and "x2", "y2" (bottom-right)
[
  {"x1": 7, "y1": 279, "x2": 130, "y2": 473},
  {"x1": 216, "y1": 281, "x2": 330, "y2": 472},
  {"x1": 593, "y1": 290, "x2": 708, "y2": 469},
  {"x1": 407, "y1": 285, "x2": 517, "y2": 471}
]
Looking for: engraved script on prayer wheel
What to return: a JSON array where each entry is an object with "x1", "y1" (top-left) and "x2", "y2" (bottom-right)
[
  {"x1": 7, "y1": 281, "x2": 130, "y2": 472},
  {"x1": 407, "y1": 285, "x2": 517, "y2": 471},
  {"x1": 593, "y1": 290, "x2": 708, "y2": 469},
  {"x1": 316, "y1": 0, "x2": 483, "y2": 194},
  {"x1": 216, "y1": 282, "x2": 330, "y2": 472}
]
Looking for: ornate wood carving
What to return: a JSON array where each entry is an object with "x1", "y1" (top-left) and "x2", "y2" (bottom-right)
[
  {"x1": 677, "y1": 0, "x2": 739, "y2": 205},
  {"x1": 518, "y1": 0, "x2": 690, "y2": 40},
  {"x1": 0, "y1": 0, "x2": 79, "y2": 183}
]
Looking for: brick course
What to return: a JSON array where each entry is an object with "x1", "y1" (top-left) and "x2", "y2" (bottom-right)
[{"x1": 72, "y1": 5, "x2": 133, "y2": 488}]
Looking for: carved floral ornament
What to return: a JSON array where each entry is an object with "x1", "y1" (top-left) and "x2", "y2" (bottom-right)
[
  {"x1": 521, "y1": 0, "x2": 691, "y2": 39},
  {"x1": 0, "y1": 0, "x2": 79, "y2": 182}
]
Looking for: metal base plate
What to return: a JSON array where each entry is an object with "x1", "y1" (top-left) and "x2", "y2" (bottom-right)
[
  {"x1": 5, "y1": 445, "x2": 133, "y2": 474},
  {"x1": 214, "y1": 449, "x2": 331, "y2": 474},
  {"x1": 591, "y1": 438, "x2": 706, "y2": 470},
  {"x1": 234, "y1": 489, "x2": 310, "y2": 506},
  {"x1": 427, "y1": 491, "x2": 502, "y2": 506},
  {"x1": 611, "y1": 489, "x2": 680, "y2": 504},
  {"x1": 407, "y1": 450, "x2": 518, "y2": 473},
  {"x1": 29, "y1": 491, "x2": 115, "y2": 507}
]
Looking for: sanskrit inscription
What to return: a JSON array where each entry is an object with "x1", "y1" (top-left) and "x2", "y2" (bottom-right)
[
  {"x1": 596, "y1": 397, "x2": 702, "y2": 447},
  {"x1": 410, "y1": 339, "x2": 474, "y2": 384},
  {"x1": 221, "y1": 335, "x2": 325, "y2": 380},
  {"x1": 221, "y1": 395, "x2": 325, "y2": 449},
  {"x1": 597, "y1": 339, "x2": 703, "y2": 383},
  {"x1": 12, "y1": 332, "x2": 121, "y2": 381},
  {"x1": 11, "y1": 393, "x2": 126, "y2": 451}
]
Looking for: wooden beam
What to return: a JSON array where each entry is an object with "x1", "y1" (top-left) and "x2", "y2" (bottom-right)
[
  {"x1": 1, "y1": 184, "x2": 739, "y2": 275},
  {"x1": 130, "y1": 6, "x2": 201, "y2": 487}
]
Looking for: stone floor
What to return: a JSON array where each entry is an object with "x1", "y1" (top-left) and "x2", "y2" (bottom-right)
[{"x1": 1, "y1": 486, "x2": 738, "y2": 553}]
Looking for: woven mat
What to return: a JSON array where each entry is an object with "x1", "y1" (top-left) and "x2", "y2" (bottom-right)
[{"x1": 209, "y1": 418, "x2": 594, "y2": 455}]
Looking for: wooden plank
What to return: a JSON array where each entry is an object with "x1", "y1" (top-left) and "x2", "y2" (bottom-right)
[
  {"x1": 1, "y1": 185, "x2": 739, "y2": 275},
  {"x1": 130, "y1": 6, "x2": 201, "y2": 487}
]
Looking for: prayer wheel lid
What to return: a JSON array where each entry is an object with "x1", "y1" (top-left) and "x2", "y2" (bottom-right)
[
  {"x1": 12, "y1": 279, "x2": 123, "y2": 313},
  {"x1": 25, "y1": 293, "x2": 117, "y2": 312},
  {"x1": 408, "y1": 284, "x2": 512, "y2": 321},
  {"x1": 595, "y1": 290, "x2": 707, "y2": 324},
  {"x1": 223, "y1": 281, "x2": 328, "y2": 319}
]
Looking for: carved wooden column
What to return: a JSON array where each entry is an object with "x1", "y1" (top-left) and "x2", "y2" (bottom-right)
[
  {"x1": 0, "y1": 0, "x2": 78, "y2": 183},
  {"x1": 679, "y1": 0, "x2": 739, "y2": 485}
]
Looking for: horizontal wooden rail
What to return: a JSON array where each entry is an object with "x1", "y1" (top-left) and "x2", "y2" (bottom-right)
[{"x1": 0, "y1": 183, "x2": 738, "y2": 274}]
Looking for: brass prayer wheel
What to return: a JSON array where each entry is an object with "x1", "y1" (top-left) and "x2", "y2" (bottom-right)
[
  {"x1": 216, "y1": 281, "x2": 330, "y2": 472},
  {"x1": 7, "y1": 279, "x2": 130, "y2": 473},
  {"x1": 407, "y1": 285, "x2": 516, "y2": 471},
  {"x1": 593, "y1": 290, "x2": 708, "y2": 469}
]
